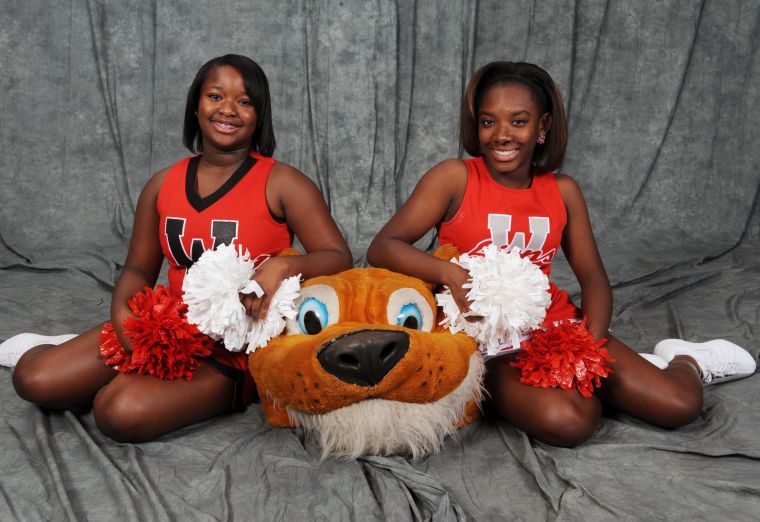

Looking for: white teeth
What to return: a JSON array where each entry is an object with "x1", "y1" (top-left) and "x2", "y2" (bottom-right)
[
  {"x1": 213, "y1": 122, "x2": 239, "y2": 132},
  {"x1": 492, "y1": 149, "x2": 517, "y2": 159}
]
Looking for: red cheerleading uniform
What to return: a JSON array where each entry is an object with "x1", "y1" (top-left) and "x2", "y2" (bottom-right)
[
  {"x1": 99, "y1": 153, "x2": 292, "y2": 407},
  {"x1": 157, "y1": 153, "x2": 292, "y2": 295},
  {"x1": 154, "y1": 152, "x2": 292, "y2": 405},
  {"x1": 438, "y1": 156, "x2": 580, "y2": 325}
]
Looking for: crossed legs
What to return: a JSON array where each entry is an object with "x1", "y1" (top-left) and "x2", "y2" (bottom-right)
[
  {"x1": 12, "y1": 323, "x2": 236, "y2": 442},
  {"x1": 484, "y1": 333, "x2": 704, "y2": 447}
]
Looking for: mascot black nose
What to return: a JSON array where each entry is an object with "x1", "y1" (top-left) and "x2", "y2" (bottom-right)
[{"x1": 318, "y1": 330, "x2": 409, "y2": 387}]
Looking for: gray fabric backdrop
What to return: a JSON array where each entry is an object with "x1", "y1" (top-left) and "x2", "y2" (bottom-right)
[{"x1": 1, "y1": 1, "x2": 759, "y2": 520}]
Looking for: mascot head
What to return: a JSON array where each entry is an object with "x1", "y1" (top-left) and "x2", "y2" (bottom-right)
[{"x1": 249, "y1": 249, "x2": 482, "y2": 460}]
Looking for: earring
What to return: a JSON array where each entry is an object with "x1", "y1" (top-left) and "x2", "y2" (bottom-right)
[
  {"x1": 194, "y1": 111, "x2": 199, "y2": 116},
  {"x1": 537, "y1": 134, "x2": 545, "y2": 145}
]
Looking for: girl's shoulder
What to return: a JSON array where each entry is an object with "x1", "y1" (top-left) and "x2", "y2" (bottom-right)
[
  {"x1": 551, "y1": 172, "x2": 589, "y2": 212},
  {"x1": 142, "y1": 165, "x2": 174, "y2": 197},
  {"x1": 552, "y1": 172, "x2": 582, "y2": 195},
  {"x1": 416, "y1": 158, "x2": 468, "y2": 196},
  {"x1": 149, "y1": 155, "x2": 198, "y2": 190},
  {"x1": 429, "y1": 158, "x2": 468, "y2": 176},
  {"x1": 142, "y1": 154, "x2": 196, "y2": 201},
  {"x1": 268, "y1": 160, "x2": 316, "y2": 190}
]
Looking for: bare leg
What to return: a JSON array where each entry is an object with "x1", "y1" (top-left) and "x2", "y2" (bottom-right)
[
  {"x1": 484, "y1": 355, "x2": 602, "y2": 447},
  {"x1": 93, "y1": 363, "x2": 235, "y2": 442},
  {"x1": 13, "y1": 321, "x2": 238, "y2": 441},
  {"x1": 13, "y1": 323, "x2": 116, "y2": 409},
  {"x1": 595, "y1": 334, "x2": 703, "y2": 428}
]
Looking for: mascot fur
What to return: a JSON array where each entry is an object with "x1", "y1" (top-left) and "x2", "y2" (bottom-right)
[{"x1": 249, "y1": 247, "x2": 483, "y2": 460}]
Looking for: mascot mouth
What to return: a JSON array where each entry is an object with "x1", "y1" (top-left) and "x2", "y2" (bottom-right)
[
  {"x1": 317, "y1": 329, "x2": 409, "y2": 387},
  {"x1": 287, "y1": 352, "x2": 485, "y2": 460}
]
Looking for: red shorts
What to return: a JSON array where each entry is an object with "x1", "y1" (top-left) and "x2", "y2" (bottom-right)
[{"x1": 543, "y1": 282, "x2": 582, "y2": 325}]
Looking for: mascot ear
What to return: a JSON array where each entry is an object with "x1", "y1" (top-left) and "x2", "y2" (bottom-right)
[
  {"x1": 276, "y1": 247, "x2": 303, "y2": 257},
  {"x1": 431, "y1": 244, "x2": 460, "y2": 262},
  {"x1": 414, "y1": 244, "x2": 462, "y2": 292}
]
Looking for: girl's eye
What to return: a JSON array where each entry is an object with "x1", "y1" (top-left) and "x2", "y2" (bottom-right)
[
  {"x1": 239, "y1": 99, "x2": 252, "y2": 106},
  {"x1": 207, "y1": 93, "x2": 222, "y2": 101},
  {"x1": 513, "y1": 119, "x2": 527, "y2": 126},
  {"x1": 297, "y1": 297, "x2": 328, "y2": 335},
  {"x1": 480, "y1": 119, "x2": 494, "y2": 127},
  {"x1": 395, "y1": 303, "x2": 423, "y2": 330}
]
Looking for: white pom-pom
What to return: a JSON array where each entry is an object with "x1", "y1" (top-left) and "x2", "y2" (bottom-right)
[
  {"x1": 245, "y1": 275, "x2": 301, "y2": 354},
  {"x1": 183, "y1": 243, "x2": 256, "y2": 351},
  {"x1": 435, "y1": 244, "x2": 551, "y2": 356},
  {"x1": 183, "y1": 244, "x2": 301, "y2": 353}
]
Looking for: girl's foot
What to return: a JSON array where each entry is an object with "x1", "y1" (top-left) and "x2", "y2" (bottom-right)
[
  {"x1": 654, "y1": 339, "x2": 757, "y2": 385},
  {"x1": 0, "y1": 333, "x2": 77, "y2": 367}
]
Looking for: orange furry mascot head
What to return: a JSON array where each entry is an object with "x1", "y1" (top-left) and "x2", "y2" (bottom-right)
[{"x1": 249, "y1": 247, "x2": 482, "y2": 460}]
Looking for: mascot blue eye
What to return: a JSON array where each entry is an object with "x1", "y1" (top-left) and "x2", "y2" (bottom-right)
[
  {"x1": 298, "y1": 297, "x2": 329, "y2": 335},
  {"x1": 396, "y1": 303, "x2": 422, "y2": 330}
]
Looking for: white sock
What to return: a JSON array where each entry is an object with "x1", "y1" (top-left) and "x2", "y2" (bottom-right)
[{"x1": 0, "y1": 333, "x2": 77, "y2": 368}]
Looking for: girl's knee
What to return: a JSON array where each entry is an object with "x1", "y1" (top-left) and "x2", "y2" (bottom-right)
[
  {"x1": 93, "y1": 387, "x2": 151, "y2": 442},
  {"x1": 13, "y1": 354, "x2": 56, "y2": 406},
  {"x1": 656, "y1": 387, "x2": 703, "y2": 428},
  {"x1": 535, "y1": 397, "x2": 602, "y2": 447}
]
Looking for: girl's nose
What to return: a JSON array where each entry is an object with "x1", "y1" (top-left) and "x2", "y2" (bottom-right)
[
  {"x1": 219, "y1": 99, "x2": 237, "y2": 115},
  {"x1": 494, "y1": 123, "x2": 511, "y2": 142}
]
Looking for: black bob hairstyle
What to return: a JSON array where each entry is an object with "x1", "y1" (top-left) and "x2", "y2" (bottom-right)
[
  {"x1": 183, "y1": 54, "x2": 276, "y2": 157},
  {"x1": 460, "y1": 61, "x2": 568, "y2": 172}
]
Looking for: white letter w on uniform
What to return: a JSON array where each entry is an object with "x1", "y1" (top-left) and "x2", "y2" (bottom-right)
[{"x1": 487, "y1": 214, "x2": 550, "y2": 252}]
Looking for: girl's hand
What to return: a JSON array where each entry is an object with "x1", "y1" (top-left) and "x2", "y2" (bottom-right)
[
  {"x1": 240, "y1": 256, "x2": 292, "y2": 321},
  {"x1": 443, "y1": 263, "x2": 481, "y2": 321},
  {"x1": 111, "y1": 308, "x2": 136, "y2": 354}
]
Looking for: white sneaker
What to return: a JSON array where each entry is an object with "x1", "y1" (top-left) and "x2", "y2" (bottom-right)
[
  {"x1": 0, "y1": 333, "x2": 77, "y2": 368},
  {"x1": 654, "y1": 339, "x2": 757, "y2": 385},
  {"x1": 639, "y1": 352, "x2": 668, "y2": 369}
]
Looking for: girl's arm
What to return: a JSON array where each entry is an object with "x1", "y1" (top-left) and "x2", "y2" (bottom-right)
[
  {"x1": 367, "y1": 159, "x2": 473, "y2": 314},
  {"x1": 242, "y1": 163, "x2": 353, "y2": 320},
  {"x1": 110, "y1": 170, "x2": 168, "y2": 351},
  {"x1": 556, "y1": 174, "x2": 612, "y2": 340}
]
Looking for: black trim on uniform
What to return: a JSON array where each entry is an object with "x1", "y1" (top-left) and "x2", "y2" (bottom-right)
[
  {"x1": 203, "y1": 356, "x2": 245, "y2": 382},
  {"x1": 186, "y1": 155, "x2": 257, "y2": 212}
]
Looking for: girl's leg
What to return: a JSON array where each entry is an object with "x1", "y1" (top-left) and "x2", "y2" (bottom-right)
[
  {"x1": 595, "y1": 334, "x2": 703, "y2": 428},
  {"x1": 484, "y1": 355, "x2": 602, "y2": 447},
  {"x1": 13, "y1": 323, "x2": 117, "y2": 409},
  {"x1": 92, "y1": 362, "x2": 236, "y2": 442}
]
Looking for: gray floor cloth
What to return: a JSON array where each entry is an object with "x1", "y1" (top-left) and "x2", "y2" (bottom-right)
[{"x1": 2, "y1": 244, "x2": 758, "y2": 520}]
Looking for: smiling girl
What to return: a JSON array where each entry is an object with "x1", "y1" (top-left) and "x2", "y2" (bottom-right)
[
  {"x1": 367, "y1": 61, "x2": 754, "y2": 447},
  {"x1": 3, "y1": 55, "x2": 352, "y2": 442}
]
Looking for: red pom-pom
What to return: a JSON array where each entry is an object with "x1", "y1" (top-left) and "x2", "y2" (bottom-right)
[
  {"x1": 510, "y1": 319, "x2": 615, "y2": 398},
  {"x1": 99, "y1": 286, "x2": 215, "y2": 380},
  {"x1": 99, "y1": 322, "x2": 130, "y2": 371}
]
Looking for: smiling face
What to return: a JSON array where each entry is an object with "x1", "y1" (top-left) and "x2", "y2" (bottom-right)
[
  {"x1": 196, "y1": 65, "x2": 258, "y2": 152},
  {"x1": 477, "y1": 82, "x2": 551, "y2": 184}
]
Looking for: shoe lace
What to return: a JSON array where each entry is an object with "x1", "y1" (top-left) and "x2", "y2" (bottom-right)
[{"x1": 701, "y1": 360, "x2": 738, "y2": 383}]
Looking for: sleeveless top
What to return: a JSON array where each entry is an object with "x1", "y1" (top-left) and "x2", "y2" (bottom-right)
[
  {"x1": 157, "y1": 153, "x2": 293, "y2": 295},
  {"x1": 438, "y1": 156, "x2": 579, "y2": 325},
  {"x1": 438, "y1": 156, "x2": 567, "y2": 278}
]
